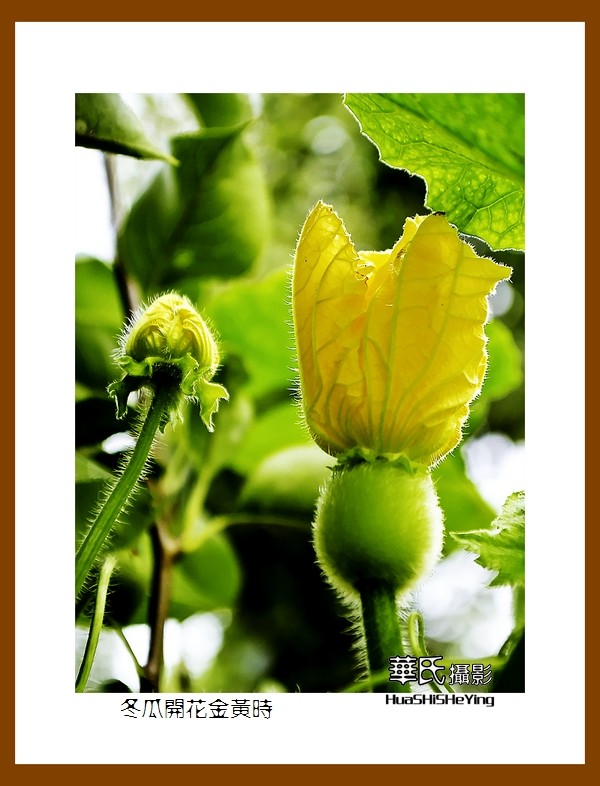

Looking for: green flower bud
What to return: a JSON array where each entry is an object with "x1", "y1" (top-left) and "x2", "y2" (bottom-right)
[
  {"x1": 125, "y1": 293, "x2": 219, "y2": 373},
  {"x1": 314, "y1": 461, "x2": 443, "y2": 601},
  {"x1": 108, "y1": 293, "x2": 228, "y2": 431}
]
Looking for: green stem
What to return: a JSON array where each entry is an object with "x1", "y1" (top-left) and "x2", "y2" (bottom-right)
[
  {"x1": 406, "y1": 611, "x2": 452, "y2": 694},
  {"x1": 407, "y1": 611, "x2": 426, "y2": 657},
  {"x1": 75, "y1": 555, "x2": 117, "y2": 692},
  {"x1": 180, "y1": 512, "x2": 308, "y2": 553},
  {"x1": 75, "y1": 385, "x2": 172, "y2": 595},
  {"x1": 108, "y1": 617, "x2": 145, "y2": 679},
  {"x1": 359, "y1": 582, "x2": 411, "y2": 693}
]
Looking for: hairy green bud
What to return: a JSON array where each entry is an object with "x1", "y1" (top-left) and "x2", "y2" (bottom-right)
[
  {"x1": 314, "y1": 461, "x2": 444, "y2": 601},
  {"x1": 108, "y1": 292, "x2": 228, "y2": 431},
  {"x1": 124, "y1": 293, "x2": 219, "y2": 372}
]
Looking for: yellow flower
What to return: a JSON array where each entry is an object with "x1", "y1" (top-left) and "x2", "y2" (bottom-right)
[{"x1": 292, "y1": 201, "x2": 511, "y2": 467}]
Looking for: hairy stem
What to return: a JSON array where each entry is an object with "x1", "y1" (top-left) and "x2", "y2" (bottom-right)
[
  {"x1": 75, "y1": 385, "x2": 172, "y2": 596},
  {"x1": 76, "y1": 555, "x2": 117, "y2": 692},
  {"x1": 359, "y1": 582, "x2": 411, "y2": 693}
]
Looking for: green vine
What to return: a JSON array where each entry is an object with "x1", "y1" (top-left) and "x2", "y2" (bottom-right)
[
  {"x1": 76, "y1": 555, "x2": 117, "y2": 692},
  {"x1": 75, "y1": 384, "x2": 173, "y2": 596}
]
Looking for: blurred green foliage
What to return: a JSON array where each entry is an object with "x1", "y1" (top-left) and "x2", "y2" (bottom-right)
[{"x1": 76, "y1": 94, "x2": 524, "y2": 693}]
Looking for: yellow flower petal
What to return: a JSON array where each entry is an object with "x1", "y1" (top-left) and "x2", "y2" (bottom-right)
[{"x1": 292, "y1": 201, "x2": 511, "y2": 467}]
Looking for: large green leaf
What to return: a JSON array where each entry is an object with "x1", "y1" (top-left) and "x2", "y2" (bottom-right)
[
  {"x1": 75, "y1": 93, "x2": 177, "y2": 164},
  {"x1": 228, "y1": 401, "x2": 311, "y2": 476},
  {"x1": 205, "y1": 269, "x2": 293, "y2": 399},
  {"x1": 481, "y1": 318, "x2": 524, "y2": 402},
  {"x1": 171, "y1": 534, "x2": 242, "y2": 616},
  {"x1": 119, "y1": 125, "x2": 270, "y2": 292},
  {"x1": 185, "y1": 93, "x2": 253, "y2": 127},
  {"x1": 240, "y1": 445, "x2": 333, "y2": 514},
  {"x1": 432, "y1": 451, "x2": 496, "y2": 553},
  {"x1": 75, "y1": 257, "x2": 124, "y2": 392},
  {"x1": 451, "y1": 491, "x2": 525, "y2": 587},
  {"x1": 344, "y1": 93, "x2": 524, "y2": 250},
  {"x1": 468, "y1": 317, "x2": 524, "y2": 433}
]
